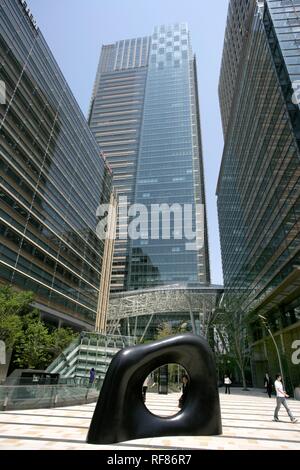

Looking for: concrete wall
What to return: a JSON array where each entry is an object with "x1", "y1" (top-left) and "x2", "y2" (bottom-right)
[{"x1": 0, "y1": 348, "x2": 12, "y2": 384}]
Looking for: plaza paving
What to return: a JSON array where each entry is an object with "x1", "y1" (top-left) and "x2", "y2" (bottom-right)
[{"x1": 0, "y1": 389, "x2": 299, "y2": 450}]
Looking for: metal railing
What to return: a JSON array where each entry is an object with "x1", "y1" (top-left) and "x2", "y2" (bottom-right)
[
  {"x1": 46, "y1": 332, "x2": 136, "y2": 379},
  {"x1": 0, "y1": 381, "x2": 101, "y2": 411}
]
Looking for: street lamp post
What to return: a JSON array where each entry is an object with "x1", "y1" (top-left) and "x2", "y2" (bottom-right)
[{"x1": 258, "y1": 315, "x2": 285, "y2": 389}]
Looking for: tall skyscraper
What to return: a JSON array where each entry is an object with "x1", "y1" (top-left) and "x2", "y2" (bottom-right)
[
  {"x1": 0, "y1": 0, "x2": 114, "y2": 331},
  {"x1": 217, "y1": 0, "x2": 300, "y2": 389},
  {"x1": 218, "y1": 0, "x2": 255, "y2": 136},
  {"x1": 89, "y1": 23, "x2": 211, "y2": 293}
]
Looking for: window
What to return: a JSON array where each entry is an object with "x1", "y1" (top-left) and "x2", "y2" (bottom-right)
[{"x1": 172, "y1": 177, "x2": 185, "y2": 182}]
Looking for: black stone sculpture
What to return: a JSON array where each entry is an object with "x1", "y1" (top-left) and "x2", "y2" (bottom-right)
[{"x1": 87, "y1": 333, "x2": 222, "y2": 445}]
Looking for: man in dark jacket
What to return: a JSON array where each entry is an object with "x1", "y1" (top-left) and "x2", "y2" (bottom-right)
[
  {"x1": 264, "y1": 373, "x2": 273, "y2": 398},
  {"x1": 178, "y1": 374, "x2": 189, "y2": 409}
]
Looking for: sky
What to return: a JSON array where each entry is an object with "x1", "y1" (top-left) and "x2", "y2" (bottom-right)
[{"x1": 27, "y1": 0, "x2": 229, "y2": 286}]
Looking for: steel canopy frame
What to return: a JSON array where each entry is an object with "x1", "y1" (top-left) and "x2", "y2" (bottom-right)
[{"x1": 107, "y1": 284, "x2": 223, "y2": 338}]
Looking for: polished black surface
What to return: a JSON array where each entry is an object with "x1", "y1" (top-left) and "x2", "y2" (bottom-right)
[{"x1": 87, "y1": 334, "x2": 222, "y2": 445}]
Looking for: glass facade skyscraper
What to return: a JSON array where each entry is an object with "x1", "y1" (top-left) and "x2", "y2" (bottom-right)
[
  {"x1": 89, "y1": 39, "x2": 150, "y2": 293},
  {"x1": 217, "y1": 0, "x2": 300, "y2": 390},
  {"x1": 89, "y1": 23, "x2": 211, "y2": 293},
  {"x1": 0, "y1": 0, "x2": 113, "y2": 330},
  {"x1": 218, "y1": 0, "x2": 255, "y2": 136}
]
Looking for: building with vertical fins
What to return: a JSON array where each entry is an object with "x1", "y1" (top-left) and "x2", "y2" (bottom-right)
[
  {"x1": 89, "y1": 37, "x2": 150, "y2": 294},
  {"x1": 0, "y1": 0, "x2": 114, "y2": 332},
  {"x1": 89, "y1": 23, "x2": 211, "y2": 293},
  {"x1": 217, "y1": 0, "x2": 300, "y2": 391}
]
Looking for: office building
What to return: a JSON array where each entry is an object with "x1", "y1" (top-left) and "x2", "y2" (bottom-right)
[
  {"x1": 217, "y1": 0, "x2": 300, "y2": 390},
  {"x1": 0, "y1": 0, "x2": 114, "y2": 331},
  {"x1": 89, "y1": 23, "x2": 211, "y2": 293}
]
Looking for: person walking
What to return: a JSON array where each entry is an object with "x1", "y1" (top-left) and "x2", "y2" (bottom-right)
[
  {"x1": 264, "y1": 373, "x2": 273, "y2": 398},
  {"x1": 224, "y1": 375, "x2": 232, "y2": 394},
  {"x1": 142, "y1": 375, "x2": 150, "y2": 403},
  {"x1": 178, "y1": 374, "x2": 189, "y2": 409},
  {"x1": 89, "y1": 368, "x2": 95, "y2": 385},
  {"x1": 273, "y1": 375, "x2": 297, "y2": 423}
]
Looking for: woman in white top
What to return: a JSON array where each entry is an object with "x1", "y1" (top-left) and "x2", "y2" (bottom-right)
[{"x1": 224, "y1": 375, "x2": 232, "y2": 395}]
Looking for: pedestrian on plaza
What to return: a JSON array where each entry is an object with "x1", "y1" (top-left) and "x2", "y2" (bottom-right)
[
  {"x1": 89, "y1": 367, "x2": 95, "y2": 385},
  {"x1": 178, "y1": 374, "x2": 189, "y2": 409},
  {"x1": 273, "y1": 374, "x2": 297, "y2": 423},
  {"x1": 264, "y1": 373, "x2": 273, "y2": 398},
  {"x1": 142, "y1": 375, "x2": 151, "y2": 403},
  {"x1": 224, "y1": 375, "x2": 232, "y2": 394}
]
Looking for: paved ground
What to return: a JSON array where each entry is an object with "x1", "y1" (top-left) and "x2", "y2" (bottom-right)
[{"x1": 0, "y1": 389, "x2": 299, "y2": 450}]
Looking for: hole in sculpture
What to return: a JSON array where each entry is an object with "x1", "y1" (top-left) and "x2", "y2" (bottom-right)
[{"x1": 142, "y1": 364, "x2": 189, "y2": 417}]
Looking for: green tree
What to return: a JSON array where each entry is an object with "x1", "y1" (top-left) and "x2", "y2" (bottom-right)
[
  {"x1": 49, "y1": 327, "x2": 78, "y2": 359},
  {"x1": 155, "y1": 321, "x2": 189, "y2": 341},
  {"x1": 0, "y1": 314, "x2": 23, "y2": 349},
  {"x1": 0, "y1": 285, "x2": 36, "y2": 348},
  {"x1": 228, "y1": 311, "x2": 250, "y2": 390},
  {"x1": 14, "y1": 320, "x2": 52, "y2": 369},
  {"x1": 14, "y1": 321, "x2": 78, "y2": 370},
  {"x1": 215, "y1": 300, "x2": 250, "y2": 390},
  {"x1": 0, "y1": 286, "x2": 35, "y2": 316},
  {"x1": 156, "y1": 322, "x2": 174, "y2": 340},
  {"x1": 0, "y1": 285, "x2": 77, "y2": 371}
]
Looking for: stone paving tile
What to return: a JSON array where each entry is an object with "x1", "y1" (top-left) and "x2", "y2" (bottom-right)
[{"x1": 0, "y1": 389, "x2": 299, "y2": 450}]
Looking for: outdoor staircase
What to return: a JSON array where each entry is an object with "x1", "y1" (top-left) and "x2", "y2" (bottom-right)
[{"x1": 46, "y1": 332, "x2": 135, "y2": 383}]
